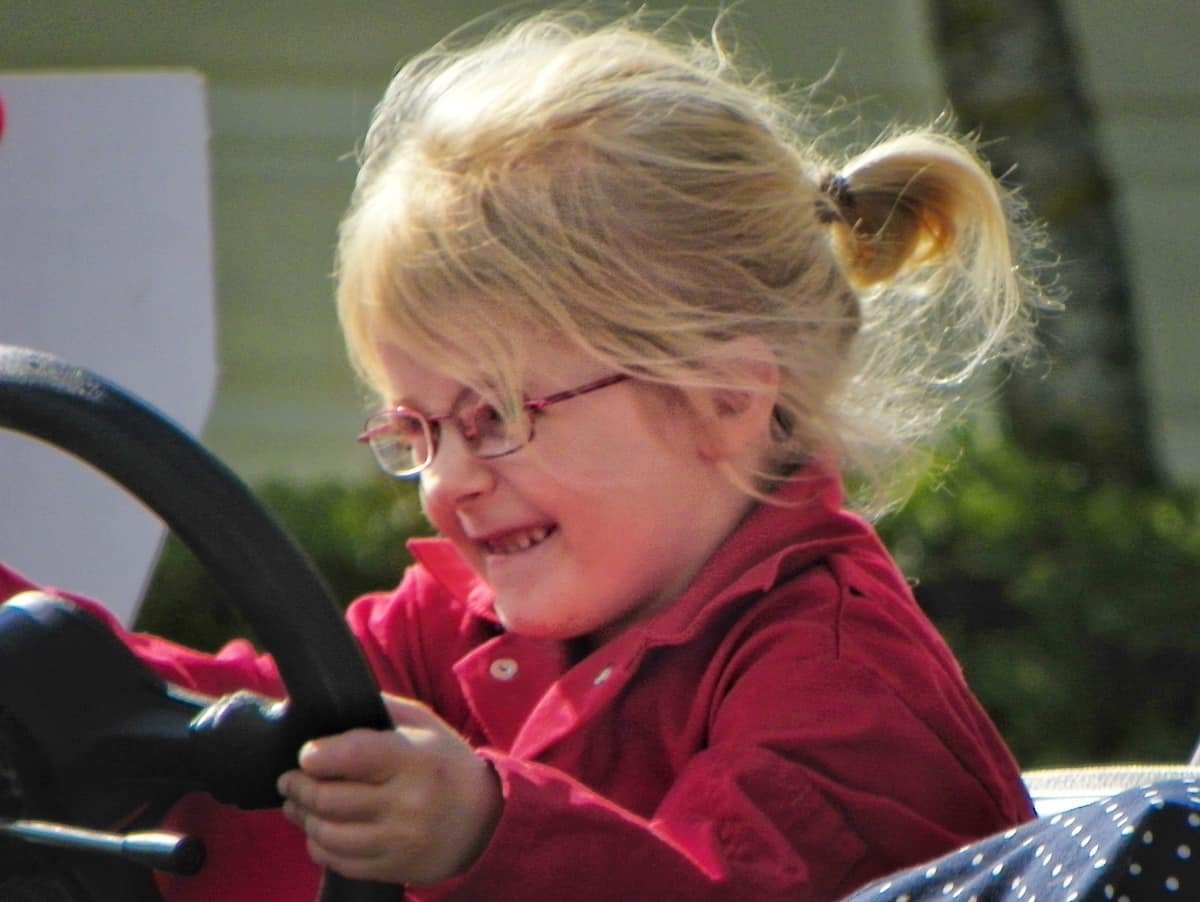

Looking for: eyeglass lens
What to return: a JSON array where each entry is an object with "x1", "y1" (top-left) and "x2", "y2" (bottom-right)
[
  {"x1": 365, "y1": 411, "x2": 430, "y2": 474},
  {"x1": 366, "y1": 399, "x2": 530, "y2": 476}
]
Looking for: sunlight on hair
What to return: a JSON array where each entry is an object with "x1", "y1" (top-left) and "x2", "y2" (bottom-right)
[{"x1": 336, "y1": 8, "x2": 1054, "y2": 514}]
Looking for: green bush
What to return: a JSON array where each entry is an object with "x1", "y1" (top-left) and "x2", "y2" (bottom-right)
[
  {"x1": 876, "y1": 428, "x2": 1200, "y2": 767},
  {"x1": 135, "y1": 478, "x2": 426, "y2": 651},
  {"x1": 137, "y1": 428, "x2": 1200, "y2": 768}
]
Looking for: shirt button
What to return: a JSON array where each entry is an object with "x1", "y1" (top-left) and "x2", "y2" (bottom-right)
[
  {"x1": 489, "y1": 657, "x2": 519, "y2": 681},
  {"x1": 593, "y1": 665, "x2": 613, "y2": 686}
]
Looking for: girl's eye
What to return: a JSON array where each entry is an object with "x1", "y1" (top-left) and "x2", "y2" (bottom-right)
[
  {"x1": 394, "y1": 413, "x2": 427, "y2": 442},
  {"x1": 464, "y1": 402, "x2": 504, "y2": 439}
]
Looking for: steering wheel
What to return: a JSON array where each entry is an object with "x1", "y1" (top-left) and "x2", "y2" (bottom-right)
[{"x1": 0, "y1": 344, "x2": 396, "y2": 902}]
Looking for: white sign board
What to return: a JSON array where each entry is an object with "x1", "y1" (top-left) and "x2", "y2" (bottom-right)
[{"x1": 0, "y1": 72, "x2": 216, "y2": 623}]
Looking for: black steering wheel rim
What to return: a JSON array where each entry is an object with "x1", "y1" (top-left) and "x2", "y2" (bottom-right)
[{"x1": 0, "y1": 344, "x2": 394, "y2": 901}]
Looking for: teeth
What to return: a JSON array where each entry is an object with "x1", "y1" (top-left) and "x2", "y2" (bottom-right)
[{"x1": 488, "y1": 526, "x2": 551, "y2": 554}]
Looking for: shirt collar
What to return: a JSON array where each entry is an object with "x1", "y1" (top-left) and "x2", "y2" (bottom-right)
[
  {"x1": 407, "y1": 537, "x2": 501, "y2": 623},
  {"x1": 634, "y1": 464, "x2": 878, "y2": 646}
]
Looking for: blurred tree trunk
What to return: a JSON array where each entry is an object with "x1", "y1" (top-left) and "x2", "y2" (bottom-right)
[{"x1": 927, "y1": 0, "x2": 1158, "y2": 484}]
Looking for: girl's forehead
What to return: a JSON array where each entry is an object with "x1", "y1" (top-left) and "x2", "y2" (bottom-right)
[
  {"x1": 372, "y1": 341, "x2": 488, "y2": 398},
  {"x1": 372, "y1": 335, "x2": 600, "y2": 399}
]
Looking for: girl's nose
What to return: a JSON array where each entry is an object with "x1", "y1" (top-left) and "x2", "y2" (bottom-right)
[{"x1": 420, "y1": 423, "x2": 496, "y2": 505}]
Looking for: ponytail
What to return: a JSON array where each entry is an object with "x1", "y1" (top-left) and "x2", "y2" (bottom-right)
[{"x1": 823, "y1": 129, "x2": 1038, "y2": 375}]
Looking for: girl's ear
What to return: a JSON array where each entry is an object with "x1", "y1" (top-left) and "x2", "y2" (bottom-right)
[{"x1": 688, "y1": 337, "x2": 780, "y2": 464}]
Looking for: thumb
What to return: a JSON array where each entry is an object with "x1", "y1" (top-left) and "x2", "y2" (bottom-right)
[{"x1": 382, "y1": 692, "x2": 441, "y2": 728}]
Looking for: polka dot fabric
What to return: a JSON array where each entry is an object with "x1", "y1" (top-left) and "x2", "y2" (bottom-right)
[{"x1": 845, "y1": 779, "x2": 1200, "y2": 901}]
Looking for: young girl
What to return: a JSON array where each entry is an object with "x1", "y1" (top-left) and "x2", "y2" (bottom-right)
[{"x1": 1, "y1": 9, "x2": 1046, "y2": 901}]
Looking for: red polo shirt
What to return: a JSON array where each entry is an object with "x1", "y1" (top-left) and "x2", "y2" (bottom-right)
[{"x1": 0, "y1": 467, "x2": 1033, "y2": 900}]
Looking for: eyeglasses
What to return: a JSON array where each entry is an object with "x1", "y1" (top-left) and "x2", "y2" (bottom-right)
[{"x1": 358, "y1": 373, "x2": 630, "y2": 479}]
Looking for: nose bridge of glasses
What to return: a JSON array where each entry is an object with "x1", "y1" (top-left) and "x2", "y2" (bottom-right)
[
  {"x1": 427, "y1": 404, "x2": 494, "y2": 458},
  {"x1": 425, "y1": 404, "x2": 481, "y2": 448},
  {"x1": 421, "y1": 411, "x2": 505, "y2": 488}
]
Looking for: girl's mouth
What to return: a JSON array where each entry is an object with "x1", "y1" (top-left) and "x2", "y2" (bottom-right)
[{"x1": 481, "y1": 525, "x2": 556, "y2": 555}]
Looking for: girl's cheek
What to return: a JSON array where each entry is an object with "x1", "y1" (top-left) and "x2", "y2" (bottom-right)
[
  {"x1": 418, "y1": 484, "x2": 469, "y2": 552},
  {"x1": 418, "y1": 478, "x2": 446, "y2": 527}
]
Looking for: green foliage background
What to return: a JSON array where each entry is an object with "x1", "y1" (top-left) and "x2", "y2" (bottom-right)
[
  {"x1": 875, "y1": 429, "x2": 1200, "y2": 767},
  {"x1": 137, "y1": 480, "x2": 427, "y2": 653},
  {"x1": 137, "y1": 426, "x2": 1200, "y2": 769}
]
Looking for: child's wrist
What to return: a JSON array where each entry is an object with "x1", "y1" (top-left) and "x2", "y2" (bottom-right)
[
  {"x1": 435, "y1": 756, "x2": 503, "y2": 883},
  {"x1": 465, "y1": 759, "x2": 504, "y2": 867}
]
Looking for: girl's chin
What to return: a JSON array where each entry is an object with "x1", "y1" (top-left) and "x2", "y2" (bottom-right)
[{"x1": 492, "y1": 597, "x2": 590, "y2": 641}]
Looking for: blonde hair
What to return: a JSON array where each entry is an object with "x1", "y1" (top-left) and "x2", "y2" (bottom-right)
[{"x1": 336, "y1": 10, "x2": 1047, "y2": 510}]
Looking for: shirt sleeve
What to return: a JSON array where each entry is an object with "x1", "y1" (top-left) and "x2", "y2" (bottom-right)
[{"x1": 433, "y1": 743, "x2": 867, "y2": 902}]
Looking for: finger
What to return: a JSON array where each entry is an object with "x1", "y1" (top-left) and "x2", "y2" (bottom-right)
[
  {"x1": 301, "y1": 811, "x2": 394, "y2": 863},
  {"x1": 297, "y1": 728, "x2": 409, "y2": 783},
  {"x1": 279, "y1": 773, "x2": 385, "y2": 823},
  {"x1": 382, "y1": 692, "x2": 441, "y2": 728},
  {"x1": 305, "y1": 833, "x2": 394, "y2": 883}
]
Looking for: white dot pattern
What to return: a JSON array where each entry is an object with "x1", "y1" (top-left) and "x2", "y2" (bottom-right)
[{"x1": 845, "y1": 779, "x2": 1200, "y2": 901}]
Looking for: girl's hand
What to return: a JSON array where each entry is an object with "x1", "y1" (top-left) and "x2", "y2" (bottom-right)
[{"x1": 277, "y1": 693, "x2": 502, "y2": 885}]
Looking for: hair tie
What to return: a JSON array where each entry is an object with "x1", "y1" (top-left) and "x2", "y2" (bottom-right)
[{"x1": 817, "y1": 173, "x2": 856, "y2": 224}]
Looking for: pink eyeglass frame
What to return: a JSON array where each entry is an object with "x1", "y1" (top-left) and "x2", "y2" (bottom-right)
[{"x1": 356, "y1": 373, "x2": 630, "y2": 473}]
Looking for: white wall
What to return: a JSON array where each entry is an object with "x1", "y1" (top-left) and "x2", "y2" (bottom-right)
[
  {"x1": 1062, "y1": 2, "x2": 1200, "y2": 482},
  {"x1": 0, "y1": 73, "x2": 215, "y2": 619}
]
